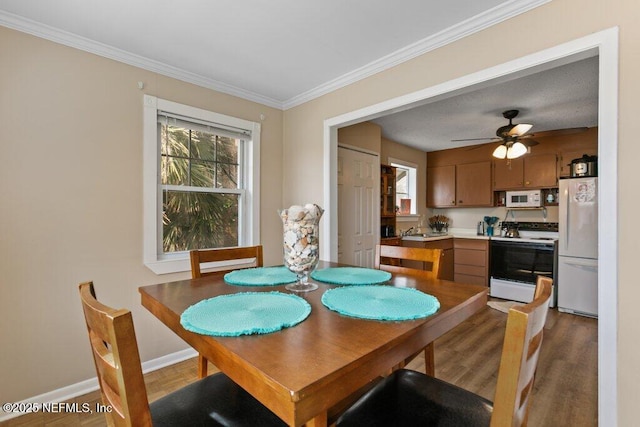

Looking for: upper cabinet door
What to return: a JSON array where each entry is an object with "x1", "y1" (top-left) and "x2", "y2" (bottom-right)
[
  {"x1": 456, "y1": 161, "x2": 492, "y2": 207},
  {"x1": 524, "y1": 153, "x2": 557, "y2": 188},
  {"x1": 493, "y1": 153, "x2": 557, "y2": 190},
  {"x1": 427, "y1": 165, "x2": 455, "y2": 208},
  {"x1": 493, "y1": 158, "x2": 524, "y2": 190}
]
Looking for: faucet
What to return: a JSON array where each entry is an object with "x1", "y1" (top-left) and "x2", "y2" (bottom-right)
[{"x1": 402, "y1": 227, "x2": 415, "y2": 236}]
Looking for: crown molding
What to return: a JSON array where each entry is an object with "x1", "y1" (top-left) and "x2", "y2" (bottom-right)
[
  {"x1": 0, "y1": 10, "x2": 285, "y2": 109},
  {"x1": 282, "y1": 0, "x2": 551, "y2": 110},
  {"x1": 1, "y1": 0, "x2": 550, "y2": 112}
]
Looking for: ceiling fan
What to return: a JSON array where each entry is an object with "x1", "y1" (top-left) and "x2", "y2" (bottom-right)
[{"x1": 452, "y1": 110, "x2": 537, "y2": 159}]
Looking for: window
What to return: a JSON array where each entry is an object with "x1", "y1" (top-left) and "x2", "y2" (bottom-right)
[
  {"x1": 143, "y1": 95, "x2": 260, "y2": 274},
  {"x1": 390, "y1": 159, "x2": 417, "y2": 215}
]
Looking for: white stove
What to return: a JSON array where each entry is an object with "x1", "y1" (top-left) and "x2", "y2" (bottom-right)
[{"x1": 490, "y1": 222, "x2": 558, "y2": 306}]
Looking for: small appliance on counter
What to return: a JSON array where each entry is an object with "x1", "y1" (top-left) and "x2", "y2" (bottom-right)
[{"x1": 484, "y1": 216, "x2": 499, "y2": 236}]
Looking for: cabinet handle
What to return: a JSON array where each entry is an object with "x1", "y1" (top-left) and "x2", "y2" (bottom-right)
[{"x1": 458, "y1": 200, "x2": 463, "y2": 203}]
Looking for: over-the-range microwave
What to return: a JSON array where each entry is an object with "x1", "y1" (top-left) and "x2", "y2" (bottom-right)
[{"x1": 506, "y1": 190, "x2": 543, "y2": 208}]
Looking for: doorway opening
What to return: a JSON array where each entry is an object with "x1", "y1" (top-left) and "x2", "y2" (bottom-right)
[{"x1": 323, "y1": 28, "x2": 618, "y2": 424}]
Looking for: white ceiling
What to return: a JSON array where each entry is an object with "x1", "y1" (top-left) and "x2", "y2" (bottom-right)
[
  {"x1": 0, "y1": 0, "x2": 598, "y2": 152},
  {"x1": 372, "y1": 55, "x2": 599, "y2": 151}
]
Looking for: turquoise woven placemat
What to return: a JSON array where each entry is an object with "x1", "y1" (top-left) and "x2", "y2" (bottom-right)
[
  {"x1": 310, "y1": 267, "x2": 391, "y2": 285},
  {"x1": 180, "y1": 292, "x2": 311, "y2": 336},
  {"x1": 321, "y1": 285, "x2": 440, "y2": 321},
  {"x1": 224, "y1": 266, "x2": 297, "y2": 286}
]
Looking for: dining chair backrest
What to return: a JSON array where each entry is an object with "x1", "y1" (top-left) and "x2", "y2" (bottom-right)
[
  {"x1": 79, "y1": 281, "x2": 152, "y2": 427},
  {"x1": 374, "y1": 244, "x2": 442, "y2": 280},
  {"x1": 491, "y1": 275, "x2": 553, "y2": 426},
  {"x1": 190, "y1": 245, "x2": 264, "y2": 278},
  {"x1": 189, "y1": 245, "x2": 264, "y2": 378}
]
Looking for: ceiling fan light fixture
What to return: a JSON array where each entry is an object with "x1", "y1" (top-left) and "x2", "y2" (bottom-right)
[
  {"x1": 492, "y1": 144, "x2": 508, "y2": 159},
  {"x1": 507, "y1": 141, "x2": 528, "y2": 159}
]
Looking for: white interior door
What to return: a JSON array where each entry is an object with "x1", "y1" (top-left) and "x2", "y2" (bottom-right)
[{"x1": 337, "y1": 146, "x2": 378, "y2": 267}]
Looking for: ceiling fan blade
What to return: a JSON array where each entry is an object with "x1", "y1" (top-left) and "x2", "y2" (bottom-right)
[
  {"x1": 451, "y1": 137, "x2": 498, "y2": 142},
  {"x1": 465, "y1": 141, "x2": 502, "y2": 151},
  {"x1": 522, "y1": 139, "x2": 539, "y2": 147},
  {"x1": 507, "y1": 123, "x2": 533, "y2": 137},
  {"x1": 529, "y1": 127, "x2": 589, "y2": 138}
]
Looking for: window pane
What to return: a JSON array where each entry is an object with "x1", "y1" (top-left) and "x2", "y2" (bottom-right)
[
  {"x1": 160, "y1": 123, "x2": 240, "y2": 189},
  {"x1": 396, "y1": 168, "x2": 408, "y2": 194},
  {"x1": 191, "y1": 131, "x2": 216, "y2": 161},
  {"x1": 217, "y1": 137, "x2": 239, "y2": 164},
  {"x1": 217, "y1": 163, "x2": 238, "y2": 188},
  {"x1": 161, "y1": 157, "x2": 189, "y2": 185},
  {"x1": 190, "y1": 160, "x2": 215, "y2": 187},
  {"x1": 162, "y1": 190, "x2": 239, "y2": 252}
]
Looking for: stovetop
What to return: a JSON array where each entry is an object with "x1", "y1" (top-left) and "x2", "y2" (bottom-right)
[
  {"x1": 501, "y1": 221, "x2": 558, "y2": 232},
  {"x1": 493, "y1": 221, "x2": 559, "y2": 243}
]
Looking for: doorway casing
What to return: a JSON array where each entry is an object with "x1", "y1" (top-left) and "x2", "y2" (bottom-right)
[{"x1": 323, "y1": 27, "x2": 618, "y2": 425}]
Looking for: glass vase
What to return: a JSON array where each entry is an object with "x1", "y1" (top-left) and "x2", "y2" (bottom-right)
[{"x1": 279, "y1": 204, "x2": 324, "y2": 292}]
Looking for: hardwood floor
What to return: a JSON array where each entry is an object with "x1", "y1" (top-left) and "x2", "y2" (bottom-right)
[{"x1": 2, "y1": 302, "x2": 597, "y2": 426}]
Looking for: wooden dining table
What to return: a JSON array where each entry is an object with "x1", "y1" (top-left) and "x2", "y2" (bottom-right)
[{"x1": 139, "y1": 261, "x2": 488, "y2": 427}]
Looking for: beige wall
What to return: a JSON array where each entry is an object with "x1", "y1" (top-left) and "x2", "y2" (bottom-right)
[
  {"x1": 337, "y1": 121, "x2": 381, "y2": 153},
  {"x1": 0, "y1": 26, "x2": 284, "y2": 403},
  {"x1": 282, "y1": 0, "x2": 640, "y2": 424}
]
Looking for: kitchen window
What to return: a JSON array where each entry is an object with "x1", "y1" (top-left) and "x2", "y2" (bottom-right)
[
  {"x1": 391, "y1": 159, "x2": 417, "y2": 216},
  {"x1": 143, "y1": 95, "x2": 261, "y2": 274}
]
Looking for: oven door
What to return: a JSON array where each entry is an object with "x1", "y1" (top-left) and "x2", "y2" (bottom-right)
[{"x1": 490, "y1": 240, "x2": 556, "y2": 284}]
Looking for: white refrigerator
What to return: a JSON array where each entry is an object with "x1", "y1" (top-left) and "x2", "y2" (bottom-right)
[{"x1": 558, "y1": 177, "x2": 598, "y2": 317}]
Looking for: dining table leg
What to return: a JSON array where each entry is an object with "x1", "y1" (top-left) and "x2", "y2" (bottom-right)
[
  {"x1": 424, "y1": 342, "x2": 435, "y2": 376},
  {"x1": 303, "y1": 410, "x2": 328, "y2": 427}
]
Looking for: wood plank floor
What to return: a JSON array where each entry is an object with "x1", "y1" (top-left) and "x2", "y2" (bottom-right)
[{"x1": 2, "y1": 302, "x2": 597, "y2": 426}]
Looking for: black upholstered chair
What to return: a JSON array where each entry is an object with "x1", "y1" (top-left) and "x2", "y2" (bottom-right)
[
  {"x1": 337, "y1": 276, "x2": 553, "y2": 427},
  {"x1": 78, "y1": 281, "x2": 285, "y2": 427}
]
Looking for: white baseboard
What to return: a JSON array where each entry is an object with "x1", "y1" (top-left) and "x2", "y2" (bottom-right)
[{"x1": 0, "y1": 348, "x2": 198, "y2": 422}]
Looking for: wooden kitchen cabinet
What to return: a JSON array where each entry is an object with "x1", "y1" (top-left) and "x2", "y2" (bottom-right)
[
  {"x1": 402, "y1": 238, "x2": 454, "y2": 281},
  {"x1": 454, "y1": 238, "x2": 489, "y2": 286},
  {"x1": 493, "y1": 153, "x2": 557, "y2": 190},
  {"x1": 427, "y1": 161, "x2": 492, "y2": 208},
  {"x1": 493, "y1": 158, "x2": 524, "y2": 189},
  {"x1": 524, "y1": 153, "x2": 558, "y2": 187},
  {"x1": 456, "y1": 161, "x2": 492, "y2": 206},
  {"x1": 426, "y1": 165, "x2": 455, "y2": 207},
  {"x1": 380, "y1": 164, "x2": 397, "y2": 217}
]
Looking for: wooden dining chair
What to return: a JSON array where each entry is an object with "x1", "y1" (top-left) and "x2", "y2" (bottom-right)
[
  {"x1": 190, "y1": 245, "x2": 263, "y2": 377},
  {"x1": 336, "y1": 275, "x2": 553, "y2": 427},
  {"x1": 374, "y1": 244, "x2": 442, "y2": 280},
  {"x1": 375, "y1": 244, "x2": 442, "y2": 373},
  {"x1": 190, "y1": 245, "x2": 263, "y2": 278},
  {"x1": 78, "y1": 281, "x2": 286, "y2": 427}
]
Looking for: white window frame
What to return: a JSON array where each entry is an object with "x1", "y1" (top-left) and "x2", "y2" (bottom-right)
[
  {"x1": 390, "y1": 158, "x2": 417, "y2": 217},
  {"x1": 143, "y1": 95, "x2": 260, "y2": 274}
]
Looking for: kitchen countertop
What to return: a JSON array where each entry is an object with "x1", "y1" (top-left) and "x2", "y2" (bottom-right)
[{"x1": 400, "y1": 228, "x2": 490, "y2": 242}]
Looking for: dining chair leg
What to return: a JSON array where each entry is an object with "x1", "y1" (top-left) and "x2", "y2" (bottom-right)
[
  {"x1": 197, "y1": 354, "x2": 208, "y2": 378},
  {"x1": 424, "y1": 342, "x2": 435, "y2": 376}
]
